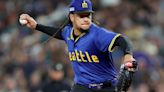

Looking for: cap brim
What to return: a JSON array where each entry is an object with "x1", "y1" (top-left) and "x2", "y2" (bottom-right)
[{"x1": 72, "y1": 10, "x2": 94, "y2": 14}]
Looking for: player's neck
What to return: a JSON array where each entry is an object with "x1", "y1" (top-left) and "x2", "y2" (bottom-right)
[{"x1": 73, "y1": 28, "x2": 82, "y2": 37}]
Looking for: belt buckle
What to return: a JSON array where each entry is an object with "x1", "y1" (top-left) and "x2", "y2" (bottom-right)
[{"x1": 89, "y1": 83, "x2": 103, "y2": 89}]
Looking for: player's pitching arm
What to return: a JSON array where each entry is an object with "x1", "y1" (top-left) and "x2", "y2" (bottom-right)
[
  {"x1": 111, "y1": 35, "x2": 138, "y2": 92},
  {"x1": 19, "y1": 14, "x2": 63, "y2": 39}
]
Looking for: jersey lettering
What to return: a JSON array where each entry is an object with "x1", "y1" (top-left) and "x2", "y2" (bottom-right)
[
  {"x1": 80, "y1": 51, "x2": 87, "y2": 62},
  {"x1": 69, "y1": 50, "x2": 99, "y2": 63},
  {"x1": 75, "y1": 50, "x2": 82, "y2": 62}
]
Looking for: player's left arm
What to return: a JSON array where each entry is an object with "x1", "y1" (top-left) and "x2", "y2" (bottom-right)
[
  {"x1": 112, "y1": 35, "x2": 138, "y2": 92},
  {"x1": 113, "y1": 35, "x2": 136, "y2": 69}
]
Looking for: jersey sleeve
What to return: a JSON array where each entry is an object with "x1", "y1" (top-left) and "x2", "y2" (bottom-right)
[
  {"x1": 61, "y1": 25, "x2": 72, "y2": 42},
  {"x1": 95, "y1": 28, "x2": 121, "y2": 52}
]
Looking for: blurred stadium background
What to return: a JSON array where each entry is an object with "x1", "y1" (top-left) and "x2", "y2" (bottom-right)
[{"x1": 0, "y1": 0, "x2": 164, "y2": 92}]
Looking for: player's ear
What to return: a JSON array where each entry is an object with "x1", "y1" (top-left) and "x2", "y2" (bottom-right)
[{"x1": 69, "y1": 13, "x2": 74, "y2": 23}]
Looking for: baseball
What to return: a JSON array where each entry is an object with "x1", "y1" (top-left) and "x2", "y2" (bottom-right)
[{"x1": 19, "y1": 19, "x2": 28, "y2": 25}]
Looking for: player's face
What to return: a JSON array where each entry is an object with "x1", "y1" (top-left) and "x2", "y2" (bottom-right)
[{"x1": 70, "y1": 12, "x2": 92, "y2": 31}]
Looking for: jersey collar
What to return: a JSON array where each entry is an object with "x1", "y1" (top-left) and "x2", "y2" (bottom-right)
[
  {"x1": 70, "y1": 28, "x2": 74, "y2": 40},
  {"x1": 70, "y1": 24, "x2": 94, "y2": 42},
  {"x1": 70, "y1": 28, "x2": 86, "y2": 42}
]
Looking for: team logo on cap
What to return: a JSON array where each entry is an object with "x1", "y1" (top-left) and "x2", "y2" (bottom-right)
[{"x1": 82, "y1": 0, "x2": 88, "y2": 8}]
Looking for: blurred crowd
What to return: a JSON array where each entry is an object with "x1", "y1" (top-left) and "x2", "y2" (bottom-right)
[{"x1": 0, "y1": 0, "x2": 164, "y2": 92}]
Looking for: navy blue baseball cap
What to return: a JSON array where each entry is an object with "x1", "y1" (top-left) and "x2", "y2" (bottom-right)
[{"x1": 69, "y1": 0, "x2": 94, "y2": 13}]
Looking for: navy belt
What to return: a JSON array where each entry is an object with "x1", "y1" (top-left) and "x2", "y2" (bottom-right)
[{"x1": 77, "y1": 81, "x2": 112, "y2": 89}]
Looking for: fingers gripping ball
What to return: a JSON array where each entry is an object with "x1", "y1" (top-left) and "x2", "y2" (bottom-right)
[{"x1": 19, "y1": 19, "x2": 28, "y2": 25}]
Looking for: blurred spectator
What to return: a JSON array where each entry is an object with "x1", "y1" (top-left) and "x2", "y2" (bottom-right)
[
  {"x1": 29, "y1": 70, "x2": 42, "y2": 92},
  {"x1": 42, "y1": 62, "x2": 71, "y2": 92}
]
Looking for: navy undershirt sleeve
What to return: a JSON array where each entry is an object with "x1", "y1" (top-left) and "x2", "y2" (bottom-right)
[
  {"x1": 36, "y1": 24, "x2": 63, "y2": 40},
  {"x1": 112, "y1": 36, "x2": 133, "y2": 55}
]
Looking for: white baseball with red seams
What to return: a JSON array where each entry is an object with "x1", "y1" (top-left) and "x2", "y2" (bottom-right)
[{"x1": 19, "y1": 19, "x2": 28, "y2": 25}]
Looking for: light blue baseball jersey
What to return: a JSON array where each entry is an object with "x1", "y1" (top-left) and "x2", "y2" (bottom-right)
[{"x1": 61, "y1": 23, "x2": 121, "y2": 85}]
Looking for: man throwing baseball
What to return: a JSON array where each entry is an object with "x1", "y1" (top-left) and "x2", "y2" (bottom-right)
[{"x1": 19, "y1": 0, "x2": 137, "y2": 92}]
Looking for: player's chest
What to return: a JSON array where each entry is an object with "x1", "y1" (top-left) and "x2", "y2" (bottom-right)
[
  {"x1": 67, "y1": 38, "x2": 100, "y2": 63},
  {"x1": 67, "y1": 34, "x2": 96, "y2": 52},
  {"x1": 66, "y1": 34, "x2": 101, "y2": 63}
]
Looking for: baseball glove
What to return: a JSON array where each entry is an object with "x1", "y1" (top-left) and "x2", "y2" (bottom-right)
[{"x1": 116, "y1": 61, "x2": 137, "y2": 92}]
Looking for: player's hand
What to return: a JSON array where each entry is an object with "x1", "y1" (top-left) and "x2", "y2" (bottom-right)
[
  {"x1": 19, "y1": 14, "x2": 37, "y2": 30},
  {"x1": 123, "y1": 54, "x2": 137, "y2": 72},
  {"x1": 121, "y1": 61, "x2": 137, "y2": 72}
]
